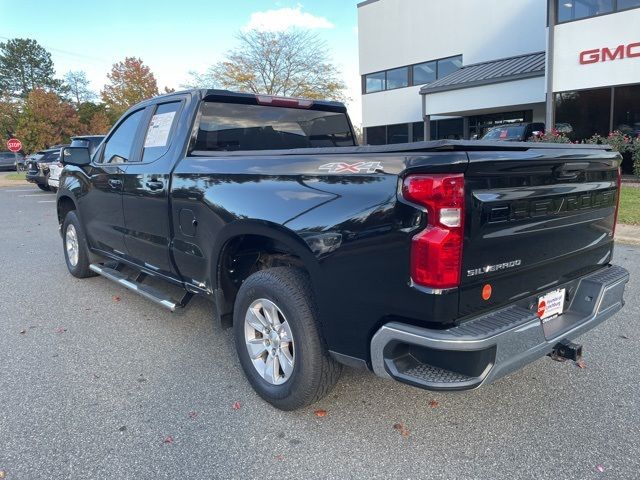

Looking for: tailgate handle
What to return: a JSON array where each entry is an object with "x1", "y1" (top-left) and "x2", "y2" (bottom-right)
[{"x1": 554, "y1": 162, "x2": 589, "y2": 179}]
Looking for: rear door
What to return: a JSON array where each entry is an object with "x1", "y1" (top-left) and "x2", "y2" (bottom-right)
[
  {"x1": 121, "y1": 100, "x2": 183, "y2": 277},
  {"x1": 460, "y1": 147, "x2": 620, "y2": 317},
  {"x1": 80, "y1": 108, "x2": 146, "y2": 255}
]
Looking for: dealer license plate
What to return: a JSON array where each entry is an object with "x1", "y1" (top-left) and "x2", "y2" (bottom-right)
[{"x1": 537, "y1": 288, "x2": 566, "y2": 323}]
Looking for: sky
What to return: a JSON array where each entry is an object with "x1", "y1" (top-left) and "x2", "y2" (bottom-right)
[{"x1": 0, "y1": 0, "x2": 363, "y2": 124}]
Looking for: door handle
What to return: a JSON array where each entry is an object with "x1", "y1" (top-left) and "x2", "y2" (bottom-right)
[
  {"x1": 145, "y1": 180, "x2": 164, "y2": 191},
  {"x1": 108, "y1": 179, "x2": 122, "y2": 188}
]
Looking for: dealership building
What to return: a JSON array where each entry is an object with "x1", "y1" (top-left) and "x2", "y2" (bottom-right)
[{"x1": 357, "y1": 0, "x2": 640, "y2": 145}]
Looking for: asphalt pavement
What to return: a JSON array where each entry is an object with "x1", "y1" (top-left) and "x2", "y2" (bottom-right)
[{"x1": 0, "y1": 185, "x2": 639, "y2": 480}]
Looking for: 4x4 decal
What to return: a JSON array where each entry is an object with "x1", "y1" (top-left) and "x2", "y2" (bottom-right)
[{"x1": 318, "y1": 161, "x2": 383, "y2": 174}]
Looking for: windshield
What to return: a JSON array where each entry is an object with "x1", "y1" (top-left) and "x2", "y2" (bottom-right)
[
  {"x1": 482, "y1": 125, "x2": 526, "y2": 141},
  {"x1": 193, "y1": 101, "x2": 355, "y2": 152}
]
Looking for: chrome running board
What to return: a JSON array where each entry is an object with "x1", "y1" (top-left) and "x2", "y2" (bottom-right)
[{"x1": 89, "y1": 263, "x2": 192, "y2": 312}]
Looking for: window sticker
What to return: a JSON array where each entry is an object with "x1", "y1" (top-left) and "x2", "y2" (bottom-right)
[{"x1": 144, "y1": 111, "x2": 176, "y2": 148}]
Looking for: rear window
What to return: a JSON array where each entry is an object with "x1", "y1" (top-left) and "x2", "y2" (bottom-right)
[
  {"x1": 193, "y1": 101, "x2": 355, "y2": 152},
  {"x1": 482, "y1": 125, "x2": 526, "y2": 141}
]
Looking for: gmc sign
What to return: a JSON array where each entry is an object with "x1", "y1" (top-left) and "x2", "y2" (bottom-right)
[{"x1": 580, "y1": 42, "x2": 640, "y2": 64}]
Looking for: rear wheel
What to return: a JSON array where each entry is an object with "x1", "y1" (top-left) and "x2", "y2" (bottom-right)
[
  {"x1": 62, "y1": 211, "x2": 96, "y2": 278},
  {"x1": 233, "y1": 267, "x2": 341, "y2": 410},
  {"x1": 37, "y1": 183, "x2": 51, "y2": 192}
]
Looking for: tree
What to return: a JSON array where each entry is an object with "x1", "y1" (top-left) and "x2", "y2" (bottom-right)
[
  {"x1": 186, "y1": 29, "x2": 347, "y2": 101},
  {"x1": 0, "y1": 38, "x2": 63, "y2": 97},
  {"x1": 77, "y1": 101, "x2": 112, "y2": 134},
  {"x1": 15, "y1": 89, "x2": 80, "y2": 152},
  {"x1": 64, "y1": 71, "x2": 96, "y2": 107},
  {"x1": 0, "y1": 93, "x2": 21, "y2": 139},
  {"x1": 101, "y1": 57, "x2": 159, "y2": 118}
]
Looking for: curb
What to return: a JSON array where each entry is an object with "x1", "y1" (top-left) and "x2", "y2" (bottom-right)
[{"x1": 615, "y1": 223, "x2": 640, "y2": 246}]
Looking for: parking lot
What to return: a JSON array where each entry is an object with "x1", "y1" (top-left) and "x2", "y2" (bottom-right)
[{"x1": 0, "y1": 184, "x2": 638, "y2": 480}]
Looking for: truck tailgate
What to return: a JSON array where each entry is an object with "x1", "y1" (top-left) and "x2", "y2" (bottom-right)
[{"x1": 460, "y1": 148, "x2": 621, "y2": 318}]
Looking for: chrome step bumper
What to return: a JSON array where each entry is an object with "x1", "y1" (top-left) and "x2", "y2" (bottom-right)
[{"x1": 370, "y1": 265, "x2": 629, "y2": 391}]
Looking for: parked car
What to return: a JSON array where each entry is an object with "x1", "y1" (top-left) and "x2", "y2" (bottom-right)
[
  {"x1": 57, "y1": 89, "x2": 628, "y2": 410},
  {"x1": 0, "y1": 151, "x2": 23, "y2": 171},
  {"x1": 49, "y1": 135, "x2": 105, "y2": 191},
  {"x1": 26, "y1": 146, "x2": 67, "y2": 191},
  {"x1": 481, "y1": 122, "x2": 545, "y2": 141}
]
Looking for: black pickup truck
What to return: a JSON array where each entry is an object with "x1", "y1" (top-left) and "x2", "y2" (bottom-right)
[{"x1": 57, "y1": 89, "x2": 629, "y2": 410}]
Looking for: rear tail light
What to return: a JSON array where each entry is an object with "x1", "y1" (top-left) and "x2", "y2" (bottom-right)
[
  {"x1": 612, "y1": 166, "x2": 622, "y2": 237},
  {"x1": 402, "y1": 174, "x2": 465, "y2": 289}
]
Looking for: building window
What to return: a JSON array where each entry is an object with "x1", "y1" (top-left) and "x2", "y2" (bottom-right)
[
  {"x1": 613, "y1": 85, "x2": 640, "y2": 135},
  {"x1": 412, "y1": 122, "x2": 425, "y2": 142},
  {"x1": 365, "y1": 126, "x2": 387, "y2": 145},
  {"x1": 555, "y1": 88, "x2": 612, "y2": 140},
  {"x1": 412, "y1": 61, "x2": 437, "y2": 85},
  {"x1": 387, "y1": 123, "x2": 409, "y2": 143},
  {"x1": 437, "y1": 56, "x2": 464, "y2": 79},
  {"x1": 618, "y1": 0, "x2": 640, "y2": 9},
  {"x1": 363, "y1": 55, "x2": 462, "y2": 93},
  {"x1": 434, "y1": 118, "x2": 464, "y2": 140},
  {"x1": 556, "y1": 0, "x2": 639, "y2": 23},
  {"x1": 364, "y1": 72, "x2": 386, "y2": 93},
  {"x1": 386, "y1": 67, "x2": 409, "y2": 90}
]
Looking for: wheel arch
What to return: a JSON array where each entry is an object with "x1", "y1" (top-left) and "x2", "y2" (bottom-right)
[
  {"x1": 211, "y1": 220, "x2": 321, "y2": 328},
  {"x1": 57, "y1": 195, "x2": 77, "y2": 226}
]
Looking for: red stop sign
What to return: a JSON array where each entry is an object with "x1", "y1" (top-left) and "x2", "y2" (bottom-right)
[{"x1": 7, "y1": 138, "x2": 22, "y2": 152}]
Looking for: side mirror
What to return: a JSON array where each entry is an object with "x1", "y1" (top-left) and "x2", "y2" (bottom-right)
[{"x1": 62, "y1": 146, "x2": 91, "y2": 166}]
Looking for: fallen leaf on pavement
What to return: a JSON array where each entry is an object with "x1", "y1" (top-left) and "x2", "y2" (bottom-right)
[
  {"x1": 163, "y1": 435, "x2": 174, "y2": 445},
  {"x1": 314, "y1": 409, "x2": 327, "y2": 417},
  {"x1": 393, "y1": 422, "x2": 410, "y2": 438},
  {"x1": 188, "y1": 411, "x2": 199, "y2": 419},
  {"x1": 19, "y1": 329, "x2": 26, "y2": 335},
  {"x1": 0, "y1": 469, "x2": 6, "y2": 478},
  {"x1": 619, "y1": 334, "x2": 629, "y2": 340},
  {"x1": 232, "y1": 401, "x2": 241, "y2": 410},
  {"x1": 113, "y1": 296, "x2": 121, "y2": 302},
  {"x1": 595, "y1": 464, "x2": 605, "y2": 473},
  {"x1": 428, "y1": 400, "x2": 439, "y2": 408},
  {"x1": 54, "y1": 327, "x2": 67, "y2": 334},
  {"x1": 275, "y1": 454, "x2": 284, "y2": 461},
  {"x1": 576, "y1": 359, "x2": 587, "y2": 369}
]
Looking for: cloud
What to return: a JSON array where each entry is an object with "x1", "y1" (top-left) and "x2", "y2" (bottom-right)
[{"x1": 244, "y1": 6, "x2": 334, "y2": 32}]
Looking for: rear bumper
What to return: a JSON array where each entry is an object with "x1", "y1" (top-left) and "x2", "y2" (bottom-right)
[
  {"x1": 26, "y1": 172, "x2": 46, "y2": 184},
  {"x1": 370, "y1": 265, "x2": 629, "y2": 391}
]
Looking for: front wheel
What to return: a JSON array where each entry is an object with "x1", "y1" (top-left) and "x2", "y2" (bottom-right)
[
  {"x1": 62, "y1": 211, "x2": 96, "y2": 278},
  {"x1": 233, "y1": 267, "x2": 341, "y2": 410},
  {"x1": 37, "y1": 183, "x2": 51, "y2": 192}
]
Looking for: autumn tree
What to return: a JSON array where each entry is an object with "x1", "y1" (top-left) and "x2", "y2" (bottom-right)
[
  {"x1": 186, "y1": 29, "x2": 347, "y2": 101},
  {"x1": 0, "y1": 38, "x2": 63, "y2": 97},
  {"x1": 101, "y1": 57, "x2": 159, "y2": 118},
  {"x1": 64, "y1": 71, "x2": 96, "y2": 107},
  {"x1": 15, "y1": 89, "x2": 80, "y2": 152},
  {"x1": 77, "y1": 101, "x2": 112, "y2": 134}
]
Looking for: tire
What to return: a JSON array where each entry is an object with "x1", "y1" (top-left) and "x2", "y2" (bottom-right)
[
  {"x1": 233, "y1": 267, "x2": 341, "y2": 410},
  {"x1": 37, "y1": 183, "x2": 51, "y2": 192},
  {"x1": 62, "y1": 210, "x2": 97, "y2": 278},
  {"x1": 50, "y1": 186, "x2": 58, "y2": 193}
]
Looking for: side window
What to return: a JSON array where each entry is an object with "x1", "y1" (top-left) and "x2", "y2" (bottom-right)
[
  {"x1": 101, "y1": 109, "x2": 145, "y2": 163},
  {"x1": 141, "y1": 101, "x2": 181, "y2": 162}
]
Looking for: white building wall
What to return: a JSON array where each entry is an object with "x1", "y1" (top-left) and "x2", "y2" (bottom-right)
[
  {"x1": 424, "y1": 77, "x2": 547, "y2": 116},
  {"x1": 553, "y1": 8, "x2": 640, "y2": 92},
  {"x1": 358, "y1": 0, "x2": 547, "y2": 126}
]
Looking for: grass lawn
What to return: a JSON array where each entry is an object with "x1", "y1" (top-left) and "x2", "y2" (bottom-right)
[
  {"x1": 619, "y1": 186, "x2": 640, "y2": 225},
  {"x1": 4, "y1": 171, "x2": 26, "y2": 180}
]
